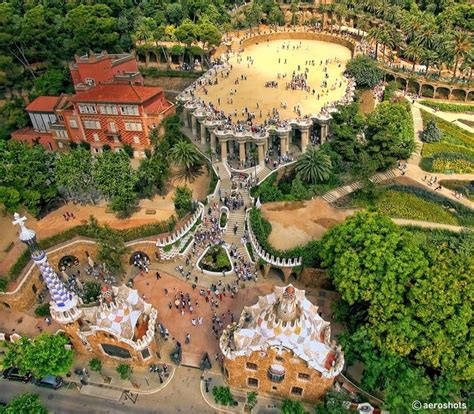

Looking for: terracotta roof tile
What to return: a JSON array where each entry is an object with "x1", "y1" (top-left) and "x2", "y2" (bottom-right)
[
  {"x1": 26, "y1": 96, "x2": 60, "y2": 112},
  {"x1": 71, "y1": 84, "x2": 163, "y2": 104}
]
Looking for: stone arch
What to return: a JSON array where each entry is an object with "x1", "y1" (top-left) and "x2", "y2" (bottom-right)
[
  {"x1": 149, "y1": 52, "x2": 158, "y2": 64},
  {"x1": 467, "y1": 91, "x2": 474, "y2": 102},
  {"x1": 0, "y1": 302, "x2": 11, "y2": 309},
  {"x1": 58, "y1": 255, "x2": 79, "y2": 270},
  {"x1": 451, "y1": 89, "x2": 467, "y2": 101},
  {"x1": 434, "y1": 87, "x2": 450, "y2": 100},
  {"x1": 420, "y1": 84, "x2": 435, "y2": 98},
  {"x1": 292, "y1": 128, "x2": 302, "y2": 151},
  {"x1": 137, "y1": 52, "x2": 147, "y2": 64},
  {"x1": 129, "y1": 251, "x2": 151, "y2": 266},
  {"x1": 397, "y1": 77, "x2": 407, "y2": 91},
  {"x1": 269, "y1": 267, "x2": 286, "y2": 282},
  {"x1": 408, "y1": 80, "x2": 420, "y2": 95},
  {"x1": 385, "y1": 73, "x2": 396, "y2": 82}
]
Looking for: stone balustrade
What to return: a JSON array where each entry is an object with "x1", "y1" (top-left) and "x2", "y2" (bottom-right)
[
  {"x1": 246, "y1": 211, "x2": 302, "y2": 268},
  {"x1": 155, "y1": 203, "x2": 204, "y2": 247}
]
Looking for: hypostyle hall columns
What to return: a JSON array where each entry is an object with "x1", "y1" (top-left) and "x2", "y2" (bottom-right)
[
  {"x1": 200, "y1": 122, "x2": 207, "y2": 145},
  {"x1": 239, "y1": 141, "x2": 246, "y2": 164},
  {"x1": 257, "y1": 142, "x2": 265, "y2": 167},
  {"x1": 300, "y1": 127, "x2": 310, "y2": 152},
  {"x1": 220, "y1": 139, "x2": 228, "y2": 162}
]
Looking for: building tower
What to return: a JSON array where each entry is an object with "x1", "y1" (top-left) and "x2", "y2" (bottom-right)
[{"x1": 12, "y1": 213, "x2": 82, "y2": 324}]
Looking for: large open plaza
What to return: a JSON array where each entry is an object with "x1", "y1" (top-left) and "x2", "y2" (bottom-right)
[{"x1": 0, "y1": 0, "x2": 473, "y2": 412}]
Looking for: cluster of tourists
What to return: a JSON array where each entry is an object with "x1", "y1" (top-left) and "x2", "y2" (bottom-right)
[{"x1": 131, "y1": 252, "x2": 150, "y2": 273}]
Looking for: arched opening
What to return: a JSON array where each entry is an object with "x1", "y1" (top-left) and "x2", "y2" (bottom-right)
[
  {"x1": 451, "y1": 89, "x2": 467, "y2": 101},
  {"x1": 385, "y1": 73, "x2": 395, "y2": 82},
  {"x1": 269, "y1": 267, "x2": 286, "y2": 282},
  {"x1": 398, "y1": 78, "x2": 407, "y2": 91},
  {"x1": 467, "y1": 91, "x2": 474, "y2": 102},
  {"x1": 291, "y1": 128, "x2": 302, "y2": 152},
  {"x1": 149, "y1": 52, "x2": 158, "y2": 64},
  {"x1": 408, "y1": 80, "x2": 420, "y2": 95},
  {"x1": 58, "y1": 255, "x2": 79, "y2": 270},
  {"x1": 434, "y1": 87, "x2": 450, "y2": 100},
  {"x1": 130, "y1": 251, "x2": 151, "y2": 270},
  {"x1": 0, "y1": 302, "x2": 10, "y2": 309},
  {"x1": 137, "y1": 52, "x2": 146, "y2": 64},
  {"x1": 420, "y1": 84, "x2": 435, "y2": 98}
]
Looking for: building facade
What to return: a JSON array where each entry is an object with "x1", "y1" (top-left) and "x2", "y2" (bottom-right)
[
  {"x1": 220, "y1": 285, "x2": 344, "y2": 403},
  {"x1": 12, "y1": 214, "x2": 159, "y2": 366},
  {"x1": 11, "y1": 52, "x2": 175, "y2": 158}
]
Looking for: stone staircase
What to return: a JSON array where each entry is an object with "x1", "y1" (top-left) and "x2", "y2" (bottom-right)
[{"x1": 256, "y1": 166, "x2": 273, "y2": 183}]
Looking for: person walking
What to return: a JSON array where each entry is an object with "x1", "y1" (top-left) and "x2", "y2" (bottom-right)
[{"x1": 185, "y1": 333, "x2": 191, "y2": 344}]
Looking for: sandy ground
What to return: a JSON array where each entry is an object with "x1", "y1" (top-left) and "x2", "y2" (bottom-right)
[
  {"x1": 196, "y1": 39, "x2": 351, "y2": 122},
  {"x1": 261, "y1": 198, "x2": 354, "y2": 250},
  {"x1": 0, "y1": 170, "x2": 210, "y2": 278}
]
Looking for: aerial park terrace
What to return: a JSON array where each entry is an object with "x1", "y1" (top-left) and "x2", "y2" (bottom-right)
[{"x1": 176, "y1": 27, "x2": 358, "y2": 172}]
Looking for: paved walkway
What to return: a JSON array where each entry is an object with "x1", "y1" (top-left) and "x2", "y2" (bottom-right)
[
  {"x1": 415, "y1": 101, "x2": 474, "y2": 133},
  {"x1": 392, "y1": 218, "x2": 469, "y2": 232}
]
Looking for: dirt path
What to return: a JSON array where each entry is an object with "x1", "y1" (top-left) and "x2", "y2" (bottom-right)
[{"x1": 392, "y1": 218, "x2": 469, "y2": 232}]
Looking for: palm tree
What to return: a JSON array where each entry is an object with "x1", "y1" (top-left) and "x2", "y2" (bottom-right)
[
  {"x1": 367, "y1": 26, "x2": 384, "y2": 60},
  {"x1": 459, "y1": 50, "x2": 473, "y2": 83},
  {"x1": 448, "y1": 30, "x2": 472, "y2": 80},
  {"x1": 295, "y1": 147, "x2": 332, "y2": 184},
  {"x1": 289, "y1": 1, "x2": 299, "y2": 30},
  {"x1": 170, "y1": 140, "x2": 203, "y2": 182},
  {"x1": 405, "y1": 41, "x2": 423, "y2": 73}
]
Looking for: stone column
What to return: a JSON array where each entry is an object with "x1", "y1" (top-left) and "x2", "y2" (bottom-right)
[
  {"x1": 228, "y1": 140, "x2": 234, "y2": 156},
  {"x1": 220, "y1": 139, "x2": 228, "y2": 162},
  {"x1": 257, "y1": 143, "x2": 265, "y2": 167},
  {"x1": 279, "y1": 131, "x2": 290, "y2": 155},
  {"x1": 210, "y1": 131, "x2": 216, "y2": 152},
  {"x1": 182, "y1": 108, "x2": 189, "y2": 128},
  {"x1": 191, "y1": 115, "x2": 197, "y2": 139},
  {"x1": 239, "y1": 141, "x2": 246, "y2": 164},
  {"x1": 200, "y1": 122, "x2": 206, "y2": 145},
  {"x1": 320, "y1": 123, "x2": 328, "y2": 144},
  {"x1": 300, "y1": 127, "x2": 309, "y2": 152}
]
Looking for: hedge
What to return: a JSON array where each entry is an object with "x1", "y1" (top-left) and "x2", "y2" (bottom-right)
[
  {"x1": 421, "y1": 152, "x2": 474, "y2": 174},
  {"x1": 8, "y1": 216, "x2": 178, "y2": 281},
  {"x1": 419, "y1": 100, "x2": 474, "y2": 114},
  {"x1": 140, "y1": 67, "x2": 204, "y2": 79}
]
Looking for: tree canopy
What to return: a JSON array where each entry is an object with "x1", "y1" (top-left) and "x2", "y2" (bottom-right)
[
  {"x1": 1, "y1": 393, "x2": 49, "y2": 414},
  {"x1": 345, "y1": 55, "x2": 383, "y2": 89}
]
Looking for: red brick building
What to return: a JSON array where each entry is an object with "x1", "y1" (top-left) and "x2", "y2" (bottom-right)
[{"x1": 11, "y1": 52, "x2": 175, "y2": 157}]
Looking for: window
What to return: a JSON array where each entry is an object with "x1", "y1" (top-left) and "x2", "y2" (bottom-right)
[
  {"x1": 58, "y1": 115, "x2": 64, "y2": 121},
  {"x1": 100, "y1": 105, "x2": 118, "y2": 115},
  {"x1": 141, "y1": 348, "x2": 151, "y2": 359},
  {"x1": 78, "y1": 104, "x2": 97, "y2": 114},
  {"x1": 58, "y1": 142, "x2": 64, "y2": 149},
  {"x1": 247, "y1": 378, "x2": 258, "y2": 387},
  {"x1": 133, "y1": 136, "x2": 140, "y2": 144},
  {"x1": 84, "y1": 120, "x2": 101, "y2": 130},
  {"x1": 69, "y1": 119, "x2": 78, "y2": 129},
  {"x1": 246, "y1": 362, "x2": 258, "y2": 371},
  {"x1": 298, "y1": 373, "x2": 310, "y2": 381},
  {"x1": 109, "y1": 122, "x2": 117, "y2": 132},
  {"x1": 93, "y1": 133, "x2": 100, "y2": 142},
  {"x1": 120, "y1": 105, "x2": 139, "y2": 116},
  {"x1": 101, "y1": 343, "x2": 131, "y2": 359},
  {"x1": 125, "y1": 122, "x2": 142, "y2": 132},
  {"x1": 275, "y1": 356, "x2": 284, "y2": 362},
  {"x1": 85, "y1": 78, "x2": 95, "y2": 86},
  {"x1": 267, "y1": 365, "x2": 285, "y2": 383},
  {"x1": 56, "y1": 130, "x2": 68, "y2": 139},
  {"x1": 291, "y1": 387, "x2": 303, "y2": 396},
  {"x1": 113, "y1": 136, "x2": 120, "y2": 143},
  {"x1": 48, "y1": 143, "x2": 53, "y2": 151}
]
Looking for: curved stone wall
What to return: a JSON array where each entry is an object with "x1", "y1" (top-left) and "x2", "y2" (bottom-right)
[{"x1": 239, "y1": 32, "x2": 355, "y2": 58}]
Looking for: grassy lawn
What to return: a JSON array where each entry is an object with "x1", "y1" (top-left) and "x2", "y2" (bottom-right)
[
  {"x1": 419, "y1": 100, "x2": 474, "y2": 113},
  {"x1": 420, "y1": 110, "x2": 474, "y2": 174},
  {"x1": 345, "y1": 185, "x2": 474, "y2": 227}
]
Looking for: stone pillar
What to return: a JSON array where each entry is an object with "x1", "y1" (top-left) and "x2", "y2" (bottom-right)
[
  {"x1": 191, "y1": 115, "x2": 197, "y2": 139},
  {"x1": 200, "y1": 122, "x2": 206, "y2": 145},
  {"x1": 320, "y1": 124, "x2": 328, "y2": 144},
  {"x1": 229, "y1": 140, "x2": 234, "y2": 156},
  {"x1": 210, "y1": 131, "x2": 216, "y2": 152},
  {"x1": 279, "y1": 132, "x2": 289, "y2": 155},
  {"x1": 182, "y1": 108, "x2": 189, "y2": 128},
  {"x1": 239, "y1": 141, "x2": 246, "y2": 164},
  {"x1": 257, "y1": 143, "x2": 265, "y2": 167},
  {"x1": 221, "y1": 140, "x2": 228, "y2": 162},
  {"x1": 263, "y1": 138, "x2": 268, "y2": 155},
  {"x1": 301, "y1": 128, "x2": 309, "y2": 152}
]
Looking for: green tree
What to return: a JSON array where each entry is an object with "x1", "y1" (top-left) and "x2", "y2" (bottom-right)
[
  {"x1": 212, "y1": 386, "x2": 235, "y2": 406},
  {"x1": 2, "y1": 393, "x2": 48, "y2": 414},
  {"x1": 268, "y1": 7, "x2": 285, "y2": 26},
  {"x1": 95, "y1": 224, "x2": 129, "y2": 276},
  {"x1": 82, "y1": 281, "x2": 101, "y2": 304},
  {"x1": 0, "y1": 97, "x2": 28, "y2": 140},
  {"x1": 365, "y1": 101, "x2": 415, "y2": 170},
  {"x1": 170, "y1": 139, "x2": 203, "y2": 182},
  {"x1": 295, "y1": 147, "x2": 332, "y2": 184},
  {"x1": 64, "y1": 4, "x2": 119, "y2": 54},
  {"x1": 244, "y1": 2, "x2": 263, "y2": 33},
  {"x1": 93, "y1": 151, "x2": 138, "y2": 217},
  {"x1": 116, "y1": 364, "x2": 132, "y2": 380},
  {"x1": 281, "y1": 399, "x2": 306, "y2": 414},
  {"x1": 31, "y1": 68, "x2": 73, "y2": 99},
  {"x1": 173, "y1": 186, "x2": 193, "y2": 218},
  {"x1": 247, "y1": 391, "x2": 258, "y2": 411},
  {"x1": 3, "y1": 333, "x2": 73, "y2": 378},
  {"x1": 345, "y1": 55, "x2": 383, "y2": 88},
  {"x1": 89, "y1": 357, "x2": 102, "y2": 374},
  {"x1": 448, "y1": 30, "x2": 472, "y2": 79},
  {"x1": 55, "y1": 148, "x2": 96, "y2": 203}
]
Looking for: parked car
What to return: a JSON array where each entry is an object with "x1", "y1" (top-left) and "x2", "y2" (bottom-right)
[
  {"x1": 33, "y1": 375, "x2": 63, "y2": 389},
  {"x1": 2, "y1": 367, "x2": 32, "y2": 383}
]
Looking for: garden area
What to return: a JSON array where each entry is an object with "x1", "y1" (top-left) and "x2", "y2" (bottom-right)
[
  {"x1": 420, "y1": 110, "x2": 474, "y2": 174},
  {"x1": 339, "y1": 184, "x2": 474, "y2": 227},
  {"x1": 419, "y1": 100, "x2": 474, "y2": 114},
  {"x1": 198, "y1": 245, "x2": 232, "y2": 273}
]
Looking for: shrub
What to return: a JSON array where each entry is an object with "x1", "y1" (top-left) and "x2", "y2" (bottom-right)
[
  {"x1": 439, "y1": 180, "x2": 474, "y2": 200},
  {"x1": 140, "y1": 67, "x2": 203, "y2": 79},
  {"x1": 34, "y1": 304, "x2": 51, "y2": 317},
  {"x1": 281, "y1": 399, "x2": 306, "y2": 414},
  {"x1": 212, "y1": 386, "x2": 235, "y2": 406},
  {"x1": 123, "y1": 144, "x2": 134, "y2": 158},
  {"x1": 419, "y1": 100, "x2": 474, "y2": 113},
  {"x1": 82, "y1": 281, "x2": 101, "y2": 304},
  {"x1": 89, "y1": 357, "x2": 102, "y2": 373},
  {"x1": 219, "y1": 211, "x2": 227, "y2": 228},
  {"x1": 383, "y1": 81, "x2": 401, "y2": 102},
  {"x1": 421, "y1": 120, "x2": 442, "y2": 143},
  {"x1": 0, "y1": 277, "x2": 7, "y2": 292},
  {"x1": 116, "y1": 364, "x2": 132, "y2": 380},
  {"x1": 173, "y1": 186, "x2": 193, "y2": 218},
  {"x1": 431, "y1": 153, "x2": 474, "y2": 174}
]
